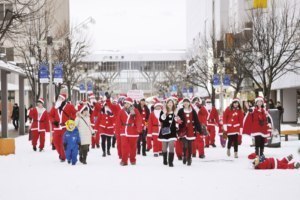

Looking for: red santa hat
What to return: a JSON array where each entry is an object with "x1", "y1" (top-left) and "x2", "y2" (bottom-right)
[
  {"x1": 171, "y1": 94, "x2": 178, "y2": 101},
  {"x1": 182, "y1": 97, "x2": 191, "y2": 103},
  {"x1": 153, "y1": 98, "x2": 163, "y2": 108},
  {"x1": 124, "y1": 97, "x2": 134, "y2": 105},
  {"x1": 58, "y1": 94, "x2": 67, "y2": 101},
  {"x1": 119, "y1": 93, "x2": 127, "y2": 98},
  {"x1": 255, "y1": 96, "x2": 264, "y2": 103},
  {"x1": 191, "y1": 96, "x2": 202, "y2": 104},
  {"x1": 77, "y1": 103, "x2": 88, "y2": 113},
  {"x1": 88, "y1": 93, "x2": 96, "y2": 99},
  {"x1": 37, "y1": 98, "x2": 44, "y2": 104},
  {"x1": 232, "y1": 98, "x2": 240, "y2": 103}
]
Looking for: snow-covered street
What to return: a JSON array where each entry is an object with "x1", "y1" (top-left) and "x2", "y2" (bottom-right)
[{"x1": 1, "y1": 135, "x2": 299, "y2": 200}]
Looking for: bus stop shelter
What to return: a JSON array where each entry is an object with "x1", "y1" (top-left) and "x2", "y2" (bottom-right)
[{"x1": 0, "y1": 60, "x2": 26, "y2": 138}]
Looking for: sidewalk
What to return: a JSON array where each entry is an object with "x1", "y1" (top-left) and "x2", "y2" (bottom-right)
[{"x1": 0, "y1": 123, "x2": 26, "y2": 138}]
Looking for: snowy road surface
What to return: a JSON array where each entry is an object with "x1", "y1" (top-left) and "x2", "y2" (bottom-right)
[{"x1": 1, "y1": 135, "x2": 300, "y2": 200}]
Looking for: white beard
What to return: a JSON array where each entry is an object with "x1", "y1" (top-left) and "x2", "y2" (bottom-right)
[
  {"x1": 55, "y1": 100, "x2": 62, "y2": 109},
  {"x1": 154, "y1": 110, "x2": 161, "y2": 118},
  {"x1": 104, "y1": 106, "x2": 112, "y2": 114},
  {"x1": 205, "y1": 105, "x2": 212, "y2": 110}
]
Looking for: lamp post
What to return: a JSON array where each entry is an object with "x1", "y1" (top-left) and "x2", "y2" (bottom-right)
[{"x1": 219, "y1": 51, "x2": 225, "y2": 114}]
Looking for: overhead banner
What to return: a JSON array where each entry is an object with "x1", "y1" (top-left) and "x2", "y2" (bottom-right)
[
  {"x1": 79, "y1": 83, "x2": 85, "y2": 94},
  {"x1": 223, "y1": 74, "x2": 231, "y2": 88},
  {"x1": 38, "y1": 63, "x2": 49, "y2": 84},
  {"x1": 53, "y1": 62, "x2": 63, "y2": 84},
  {"x1": 213, "y1": 74, "x2": 220, "y2": 88}
]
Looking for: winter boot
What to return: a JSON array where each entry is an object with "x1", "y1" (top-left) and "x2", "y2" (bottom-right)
[
  {"x1": 199, "y1": 154, "x2": 205, "y2": 159},
  {"x1": 33, "y1": 146, "x2": 37, "y2": 151},
  {"x1": 211, "y1": 144, "x2": 216, "y2": 148},
  {"x1": 96, "y1": 144, "x2": 100, "y2": 148},
  {"x1": 187, "y1": 154, "x2": 192, "y2": 166},
  {"x1": 82, "y1": 150, "x2": 88, "y2": 164},
  {"x1": 234, "y1": 152, "x2": 238, "y2": 158},
  {"x1": 163, "y1": 152, "x2": 168, "y2": 165},
  {"x1": 192, "y1": 154, "x2": 196, "y2": 158},
  {"x1": 52, "y1": 144, "x2": 56, "y2": 150},
  {"x1": 39, "y1": 148, "x2": 43, "y2": 152},
  {"x1": 183, "y1": 156, "x2": 187, "y2": 164},
  {"x1": 168, "y1": 152, "x2": 174, "y2": 167},
  {"x1": 107, "y1": 150, "x2": 111, "y2": 156},
  {"x1": 142, "y1": 142, "x2": 147, "y2": 156},
  {"x1": 227, "y1": 149, "x2": 231, "y2": 157},
  {"x1": 294, "y1": 162, "x2": 300, "y2": 169},
  {"x1": 154, "y1": 154, "x2": 159, "y2": 157},
  {"x1": 102, "y1": 152, "x2": 106, "y2": 157},
  {"x1": 137, "y1": 144, "x2": 141, "y2": 155},
  {"x1": 287, "y1": 154, "x2": 293, "y2": 161},
  {"x1": 178, "y1": 156, "x2": 182, "y2": 160}
]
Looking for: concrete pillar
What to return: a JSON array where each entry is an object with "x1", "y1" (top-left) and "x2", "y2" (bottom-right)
[
  {"x1": 19, "y1": 76, "x2": 25, "y2": 135},
  {"x1": 1, "y1": 70, "x2": 9, "y2": 138}
]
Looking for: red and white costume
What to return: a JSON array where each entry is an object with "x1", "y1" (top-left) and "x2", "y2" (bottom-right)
[
  {"x1": 223, "y1": 107, "x2": 244, "y2": 136},
  {"x1": 148, "y1": 111, "x2": 162, "y2": 155},
  {"x1": 95, "y1": 107, "x2": 115, "y2": 137},
  {"x1": 49, "y1": 94, "x2": 77, "y2": 160},
  {"x1": 255, "y1": 157, "x2": 296, "y2": 170},
  {"x1": 28, "y1": 104, "x2": 50, "y2": 150},
  {"x1": 205, "y1": 106, "x2": 219, "y2": 147},
  {"x1": 115, "y1": 98, "x2": 142, "y2": 165}
]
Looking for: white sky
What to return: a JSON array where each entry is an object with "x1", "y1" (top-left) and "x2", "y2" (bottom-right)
[{"x1": 70, "y1": 0, "x2": 186, "y2": 52}]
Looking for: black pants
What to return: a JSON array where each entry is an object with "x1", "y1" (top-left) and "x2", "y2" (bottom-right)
[
  {"x1": 182, "y1": 138, "x2": 192, "y2": 160},
  {"x1": 101, "y1": 135, "x2": 112, "y2": 153},
  {"x1": 227, "y1": 134, "x2": 238, "y2": 152},
  {"x1": 12, "y1": 118, "x2": 19, "y2": 130},
  {"x1": 137, "y1": 130, "x2": 147, "y2": 154},
  {"x1": 112, "y1": 135, "x2": 116, "y2": 147},
  {"x1": 79, "y1": 144, "x2": 89, "y2": 162},
  {"x1": 254, "y1": 136, "x2": 265, "y2": 156}
]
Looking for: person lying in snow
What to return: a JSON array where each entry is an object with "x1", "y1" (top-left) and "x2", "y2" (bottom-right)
[{"x1": 253, "y1": 154, "x2": 300, "y2": 170}]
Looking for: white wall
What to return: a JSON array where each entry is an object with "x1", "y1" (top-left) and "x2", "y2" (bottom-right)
[{"x1": 282, "y1": 88, "x2": 297, "y2": 122}]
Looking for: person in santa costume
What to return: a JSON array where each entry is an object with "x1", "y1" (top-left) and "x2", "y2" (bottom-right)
[
  {"x1": 223, "y1": 98, "x2": 244, "y2": 158},
  {"x1": 243, "y1": 96, "x2": 270, "y2": 157},
  {"x1": 28, "y1": 98, "x2": 51, "y2": 152},
  {"x1": 95, "y1": 101, "x2": 115, "y2": 157},
  {"x1": 177, "y1": 98, "x2": 202, "y2": 166},
  {"x1": 88, "y1": 93, "x2": 102, "y2": 149},
  {"x1": 204, "y1": 98, "x2": 219, "y2": 148},
  {"x1": 147, "y1": 98, "x2": 163, "y2": 157},
  {"x1": 105, "y1": 92, "x2": 126, "y2": 159},
  {"x1": 253, "y1": 154, "x2": 300, "y2": 170},
  {"x1": 49, "y1": 94, "x2": 77, "y2": 162},
  {"x1": 158, "y1": 98, "x2": 178, "y2": 167},
  {"x1": 191, "y1": 96, "x2": 207, "y2": 158},
  {"x1": 115, "y1": 97, "x2": 142, "y2": 166},
  {"x1": 135, "y1": 98, "x2": 150, "y2": 156}
]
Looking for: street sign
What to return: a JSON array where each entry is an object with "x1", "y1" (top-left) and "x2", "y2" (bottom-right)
[
  {"x1": 87, "y1": 82, "x2": 93, "y2": 94},
  {"x1": 79, "y1": 83, "x2": 85, "y2": 93},
  {"x1": 223, "y1": 74, "x2": 231, "y2": 88},
  {"x1": 127, "y1": 90, "x2": 144, "y2": 100},
  {"x1": 38, "y1": 63, "x2": 49, "y2": 83},
  {"x1": 213, "y1": 74, "x2": 220, "y2": 88},
  {"x1": 53, "y1": 63, "x2": 63, "y2": 84}
]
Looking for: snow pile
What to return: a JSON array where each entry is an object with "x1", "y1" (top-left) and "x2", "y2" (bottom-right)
[{"x1": 0, "y1": 135, "x2": 300, "y2": 200}]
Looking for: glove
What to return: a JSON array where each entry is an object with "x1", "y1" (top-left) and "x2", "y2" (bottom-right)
[
  {"x1": 105, "y1": 92, "x2": 111, "y2": 99},
  {"x1": 53, "y1": 121, "x2": 59, "y2": 127}
]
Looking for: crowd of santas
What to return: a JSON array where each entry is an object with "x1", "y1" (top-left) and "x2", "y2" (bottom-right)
[{"x1": 27, "y1": 93, "x2": 300, "y2": 169}]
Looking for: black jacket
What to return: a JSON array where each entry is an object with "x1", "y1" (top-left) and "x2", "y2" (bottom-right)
[{"x1": 158, "y1": 111, "x2": 177, "y2": 142}]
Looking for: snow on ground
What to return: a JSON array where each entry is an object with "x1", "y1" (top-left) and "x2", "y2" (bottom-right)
[{"x1": 0, "y1": 135, "x2": 300, "y2": 200}]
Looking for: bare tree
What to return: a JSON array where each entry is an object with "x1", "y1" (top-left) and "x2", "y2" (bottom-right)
[
  {"x1": 53, "y1": 24, "x2": 91, "y2": 101},
  {"x1": 242, "y1": 0, "x2": 300, "y2": 107}
]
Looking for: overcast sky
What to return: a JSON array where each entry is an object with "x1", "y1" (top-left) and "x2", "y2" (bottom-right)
[{"x1": 70, "y1": 0, "x2": 186, "y2": 52}]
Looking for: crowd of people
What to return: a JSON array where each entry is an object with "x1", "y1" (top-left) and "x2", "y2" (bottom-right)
[{"x1": 26, "y1": 92, "x2": 300, "y2": 169}]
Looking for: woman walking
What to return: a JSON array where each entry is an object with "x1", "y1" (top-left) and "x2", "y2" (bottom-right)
[{"x1": 158, "y1": 98, "x2": 178, "y2": 167}]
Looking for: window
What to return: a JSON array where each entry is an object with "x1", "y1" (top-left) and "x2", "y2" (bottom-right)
[{"x1": 0, "y1": 3, "x2": 13, "y2": 21}]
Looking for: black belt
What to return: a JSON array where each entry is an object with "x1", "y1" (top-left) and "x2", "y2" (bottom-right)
[
  {"x1": 122, "y1": 123, "x2": 134, "y2": 127},
  {"x1": 33, "y1": 120, "x2": 45, "y2": 123}
]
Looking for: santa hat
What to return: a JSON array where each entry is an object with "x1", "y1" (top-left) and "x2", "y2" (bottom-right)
[
  {"x1": 153, "y1": 98, "x2": 162, "y2": 108},
  {"x1": 182, "y1": 97, "x2": 191, "y2": 103},
  {"x1": 171, "y1": 94, "x2": 178, "y2": 101},
  {"x1": 255, "y1": 96, "x2": 264, "y2": 103},
  {"x1": 58, "y1": 94, "x2": 67, "y2": 101},
  {"x1": 88, "y1": 93, "x2": 96, "y2": 99},
  {"x1": 112, "y1": 99, "x2": 118, "y2": 103},
  {"x1": 232, "y1": 98, "x2": 240, "y2": 103},
  {"x1": 37, "y1": 98, "x2": 44, "y2": 104},
  {"x1": 124, "y1": 97, "x2": 134, "y2": 105},
  {"x1": 77, "y1": 103, "x2": 88, "y2": 113},
  {"x1": 191, "y1": 96, "x2": 201, "y2": 103}
]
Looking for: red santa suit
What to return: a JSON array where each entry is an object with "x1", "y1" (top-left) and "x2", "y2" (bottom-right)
[
  {"x1": 243, "y1": 107, "x2": 269, "y2": 138},
  {"x1": 205, "y1": 106, "x2": 219, "y2": 147},
  {"x1": 115, "y1": 100, "x2": 142, "y2": 165},
  {"x1": 106, "y1": 99, "x2": 123, "y2": 158},
  {"x1": 194, "y1": 105, "x2": 207, "y2": 157},
  {"x1": 148, "y1": 111, "x2": 162, "y2": 155},
  {"x1": 28, "y1": 106, "x2": 50, "y2": 150},
  {"x1": 255, "y1": 157, "x2": 296, "y2": 170},
  {"x1": 95, "y1": 107, "x2": 115, "y2": 137},
  {"x1": 223, "y1": 107, "x2": 244, "y2": 136},
  {"x1": 49, "y1": 100, "x2": 77, "y2": 161},
  {"x1": 89, "y1": 102, "x2": 102, "y2": 148}
]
